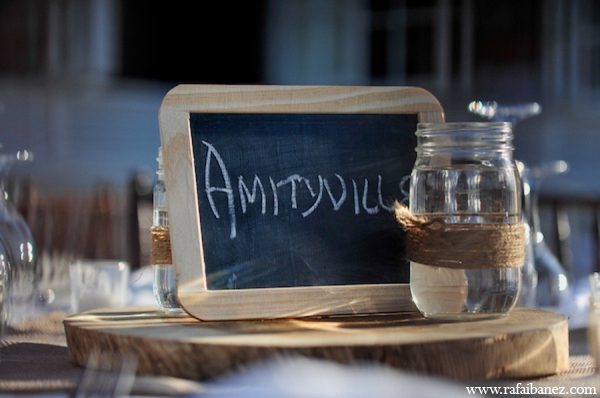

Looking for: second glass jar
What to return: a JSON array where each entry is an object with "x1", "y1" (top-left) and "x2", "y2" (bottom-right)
[{"x1": 153, "y1": 147, "x2": 185, "y2": 315}]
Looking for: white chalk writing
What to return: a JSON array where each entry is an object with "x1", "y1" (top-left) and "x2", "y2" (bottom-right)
[{"x1": 202, "y1": 141, "x2": 402, "y2": 240}]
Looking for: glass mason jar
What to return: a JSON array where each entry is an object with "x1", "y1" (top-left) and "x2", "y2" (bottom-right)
[
  {"x1": 152, "y1": 147, "x2": 185, "y2": 315},
  {"x1": 408, "y1": 122, "x2": 524, "y2": 320}
]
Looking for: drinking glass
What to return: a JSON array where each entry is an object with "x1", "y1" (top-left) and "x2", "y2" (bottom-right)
[
  {"x1": 468, "y1": 101, "x2": 542, "y2": 125},
  {"x1": 468, "y1": 101, "x2": 571, "y2": 307},
  {"x1": 0, "y1": 241, "x2": 8, "y2": 344},
  {"x1": 521, "y1": 159, "x2": 571, "y2": 307},
  {"x1": 70, "y1": 260, "x2": 130, "y2": 313},
  {"x1": 0, "y1": 150, "x2": 39, "y2": 323}
]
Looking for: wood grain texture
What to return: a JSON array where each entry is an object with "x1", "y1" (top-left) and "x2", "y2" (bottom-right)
[
  {"x1": 158, "y1": 85, "x2": 444, "y2": 321},
  {"x1": 159, "y1": 85, "x2": 446, "y2": 116},
  {"x1": 64, "y1": 306, "x2": 569, "y2": 381}
]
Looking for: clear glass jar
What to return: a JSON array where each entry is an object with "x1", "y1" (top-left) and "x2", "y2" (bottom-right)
[
  {"x1": 152, "y1": 147, "x2": 185, "y2": 315},
  {"x1": 408, "y1": 122, "x2": 523, "y2": 320},
  {"x1": 0, "y1": 154, "x2": 38, "y2": 324}
]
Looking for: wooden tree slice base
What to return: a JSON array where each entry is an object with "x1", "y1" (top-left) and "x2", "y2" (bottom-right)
[{"x1": 63, "y1": 306, "x2": 569, "y2": 380}]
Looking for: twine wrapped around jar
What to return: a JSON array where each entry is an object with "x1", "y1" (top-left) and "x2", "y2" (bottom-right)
[
  {"x1": 394, "y1": 202, "x2": 525, "y2": 270},
  {"x1": 151, "y1": 226, "x2": 172, "y2": 265}
]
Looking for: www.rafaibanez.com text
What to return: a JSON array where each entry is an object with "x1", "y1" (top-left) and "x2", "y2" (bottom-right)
[{"x1": 466, "y1": 383, "x2": 597, "y2": 395}]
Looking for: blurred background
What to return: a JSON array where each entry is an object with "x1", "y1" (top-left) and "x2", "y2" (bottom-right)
[{"x1": 0, "y1": 0, "x2": 599, "y2": 287}]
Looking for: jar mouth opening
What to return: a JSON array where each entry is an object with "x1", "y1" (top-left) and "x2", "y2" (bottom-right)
[
  {"x1": 416, "y1": 122, "x2": 512, "y2": 136},
  {"x1": 415, "y1": 122, "x2": 514, "y2": 153}
]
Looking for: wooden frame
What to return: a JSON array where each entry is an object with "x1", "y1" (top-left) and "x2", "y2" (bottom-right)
[{"x1": 158, "y1": 84, "x2": 444, "y2": 321}]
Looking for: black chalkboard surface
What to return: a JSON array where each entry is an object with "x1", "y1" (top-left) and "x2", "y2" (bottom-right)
[
  {"x1": 191, "y1": 113, "x2": 416, "y2": 290},
  {"x1": 159, "y1": 85, "x2": 444, "y2": 320}
]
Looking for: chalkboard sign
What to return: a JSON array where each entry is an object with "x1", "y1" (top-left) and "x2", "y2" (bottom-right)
[
  {"x1": 192, "y1": 113, "x2": 416, "y2": 290},
  {"x1": 159, "y1": 85, "x2": 444, "y2": 320}
]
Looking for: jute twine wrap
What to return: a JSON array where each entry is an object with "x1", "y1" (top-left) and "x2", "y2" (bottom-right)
[
  {"x1": 393, "y1": 202, "x2": 525, "y2": 270},
  {"x1": 151, "y1": 226, "x2": 172, "y2": 265}
]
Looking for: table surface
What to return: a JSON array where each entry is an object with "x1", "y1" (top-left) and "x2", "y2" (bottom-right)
[{"x1": 1, "y1": 306, "x2": 600, "y2": 397}]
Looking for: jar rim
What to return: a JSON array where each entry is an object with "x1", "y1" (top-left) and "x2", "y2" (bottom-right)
[
  {"x1": 415, "y1": 122, "x2": 514, "y2": 152},
  {"x1": 416, "y1": 122, "x2": 512, "y2": 135}
]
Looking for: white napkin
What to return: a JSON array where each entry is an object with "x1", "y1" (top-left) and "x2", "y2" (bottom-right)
[{"x1": 203, "y1": 356, "x2": 479, "y2": 398}]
